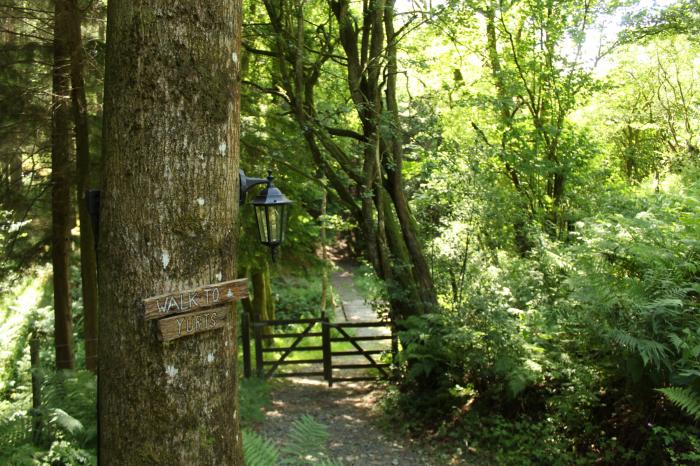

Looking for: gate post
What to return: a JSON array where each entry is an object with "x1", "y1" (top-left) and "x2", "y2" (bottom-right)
[
  {"x1": 322, "y1": 316, "x2": 332, "y2": 387},
  {"x1": 254, "y1": 321, "x2": 264, "y2": 378},
  {"x1": 241, "y1": 308, "x2": 251, "y2": 378}
]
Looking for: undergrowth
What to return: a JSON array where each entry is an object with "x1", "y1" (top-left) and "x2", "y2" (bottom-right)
[{"x1": 387, "y1": 172, "x2": 700, "y2": 465}]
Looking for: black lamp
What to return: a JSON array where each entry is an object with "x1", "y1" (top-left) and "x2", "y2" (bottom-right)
[{"x1": 239, "y1": 169, "x2": 292, "y2": 261}]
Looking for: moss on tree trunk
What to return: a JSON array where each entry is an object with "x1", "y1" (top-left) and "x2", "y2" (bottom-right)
[{"x1": 98, "y1": 0, "x2": 244, "y2": 463}]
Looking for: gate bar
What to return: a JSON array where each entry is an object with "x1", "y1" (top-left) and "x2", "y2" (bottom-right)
[
  {"x1": 322, "y1": 317, "x2": 332, "y2": 386},
  {"x1": 261, "y1": 345, "x2": 323, "y2": 353},
  {"x1": 265, "y1": 322, "x2": 316, "y2": 378},
  {"x1": 333, "y1": 326, "x2": 389, "y2": 377}
]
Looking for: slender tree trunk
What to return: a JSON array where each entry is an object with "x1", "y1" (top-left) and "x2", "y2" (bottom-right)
[
  {"x1": 30, "y1": 327, "x2": 43, "y2": 445},
  {"x1": 263, "y1": 262, "x2": 274, "y2": 320},
  {"x1": 250, "y1": 267, "x2": 273, "y2": 344},
  {"x1": 251, "y1": 270, "x2": 267, "y2": 321},
  {"x1": 260, "y1": 0, "x2": 437, "y2": 319},
  {"x1": 98, "y1": 1, "x2": 244, "y2": 463},
  {"x1": 51, "y1": 0, "x2": 75, "y2": 371},
  {"x1": 384, "y1": 0, "x2": 437, "y2": 312},
  {"x1": 66, "y1": 0, "x2": 98, "y2": 373},
  {"x1": 320, "y1": 186, "x2": 329, "y2": 313}
]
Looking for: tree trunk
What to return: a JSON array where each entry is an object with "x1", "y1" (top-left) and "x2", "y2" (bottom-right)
[
  {"x1": 30, "y1": 326, "x2": 43, "y2": 445},
  {"x1": 51, "y1": 0, "x2": 75, "y2": 371},
  {"x1": 66, "y1": 0, "x2": 98, "y2": 373},
  {"x1": 257, "y1": 0, "x2": 437, "y2": 319},
  {"x1": 263, "y1": 262, "x2": 274, "y2": 321},
  {"x1": 98, "y1": 1, "x2": 244, "y2": 464},
  {"x1": 250, "y1": 266, "x2": 274, "y2": 345},
  {"x1": 320, "y1": 187, "x2": 328, "y2": 312},
  {"x1": 384, "y1": 1, "x2": 437, "y2": 312}
]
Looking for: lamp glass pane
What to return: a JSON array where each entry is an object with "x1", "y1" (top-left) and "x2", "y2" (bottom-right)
[
  {"x1": 268, "y1": 205, "x2": 280, "y2": 243},
  {"x1": 280, "y1": 205, "x2": 288, "y2": 241},
  {"x1": 255, "y1": 206, "x2": 268, "y2": 243}
]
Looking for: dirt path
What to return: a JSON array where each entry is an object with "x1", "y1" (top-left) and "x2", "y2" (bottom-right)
[
  {"x1": 330, "y1": 264, "x2": 392, "y2": 379},
  {"x1": 257, "y1": 264, "x2": 433, "y2": 465}
]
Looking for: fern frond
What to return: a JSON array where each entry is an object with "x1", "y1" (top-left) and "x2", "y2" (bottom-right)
[
  {"x1": 658, "y1": 386, "x2": 700, "y2": 420},
  {"x1": 668, "y1": 333, "x2": 685, "y2": 351},
  {"x1": 609, "y1": 329, "x2": 670, "y2": 368},
  {"x1": 0, "y1": 411, "x2": 31, "y2": 451},
  {"x1": 243, "y1": 429, "x2": 280, "y2": 466},
  {"x1": 315, "y1": 460, "x2": 345, "y2": 466},
  {"x1": 280, "y1": 414, "x2": 331, "y2": 464},
  {"x1": 50, "y1": 408, "x2": 84, "y2": 436}
]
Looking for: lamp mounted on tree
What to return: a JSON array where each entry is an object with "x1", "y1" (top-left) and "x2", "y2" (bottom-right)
[{"x1": 239, "y1": 169, "x2": 292, "y2": 262}]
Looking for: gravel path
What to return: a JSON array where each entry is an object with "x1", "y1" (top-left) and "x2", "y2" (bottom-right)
[{"x1": 256, "y1": 265, "x2": 434, "y2": 465}]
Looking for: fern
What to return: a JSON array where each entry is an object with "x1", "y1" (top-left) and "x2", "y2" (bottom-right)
[
  {"x1": 243, "y1": 429, "x2": 280, "y2": 466},
  {"x1": 243, "y1": 415, "x2": 343, "y2": 465},
  {"x1": 280, "y1": 415, "x2": 331, "y2": 464},
  {"x1": 658, "y1": 387, "x2": 700, "y2": 420},
  {"x1": 609, "y1": 329, "x2": 670, "y2": 369},
  {"x1": 49, "y1": 408, "x2": 84, "y2": 436},
  {"x1": 0, "y1": 410, "x2": 31, "y2": 452}
]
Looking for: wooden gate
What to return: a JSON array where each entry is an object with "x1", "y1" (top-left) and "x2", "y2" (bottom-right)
[
  {"x1": 323, "y1": 321, "x2": 393, "y2": 386},
  {"x1": 241, "y1": 312, "x2": 395, "y2": 386}
]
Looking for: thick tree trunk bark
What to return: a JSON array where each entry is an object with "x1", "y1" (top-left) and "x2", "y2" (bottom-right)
[
  {"x1": 51, "y1": 0, "x2": 75, "y2": 371},
  {"x1": 98, "y1": 1, "x2": 244, "y2": 464},
  {"x1": 66, "y1": 0, "x2": 99, "y2": 373}
]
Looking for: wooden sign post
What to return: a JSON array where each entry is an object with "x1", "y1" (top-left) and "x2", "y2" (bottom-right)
[{"x1": 143, "y1": 278, "x2": 249, "y2": 341}]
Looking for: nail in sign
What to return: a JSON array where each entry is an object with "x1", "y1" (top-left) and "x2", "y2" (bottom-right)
[{"x1": 143, "y1": 278, "x2": 248, "y2": 320}]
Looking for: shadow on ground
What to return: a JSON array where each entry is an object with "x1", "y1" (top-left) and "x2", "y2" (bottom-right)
[{"x1": 258, "y1": 378, "x2": 431, "y2": 466}]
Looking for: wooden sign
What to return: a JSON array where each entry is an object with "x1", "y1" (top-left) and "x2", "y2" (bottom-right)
[
  {"x1": 158, "y1": 306, "x2": 229, "y2": 341},
  {"x1": 143, "y1": 278, "x2": 248, "y2": 321}
]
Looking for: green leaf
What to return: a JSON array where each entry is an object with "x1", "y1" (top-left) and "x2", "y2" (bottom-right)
[
  {"x1": 51, "y1": 408, "x2": 84, "y2": 436},
  {"x1": 243, "y1": 429, "x2": 280, "y2": 466},
  {"x1": 657, "y1": 387, "x2": 700, "y2": 420}
]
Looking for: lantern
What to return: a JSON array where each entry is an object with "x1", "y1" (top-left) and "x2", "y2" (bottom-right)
[{"x1": 240, "y1": 170, "x2": 292, "y2": 261}]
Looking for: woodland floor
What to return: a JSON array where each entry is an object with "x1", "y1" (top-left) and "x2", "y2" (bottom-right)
[{"x1": 256, "y1": 263, "x2": 437, "y2": 466}]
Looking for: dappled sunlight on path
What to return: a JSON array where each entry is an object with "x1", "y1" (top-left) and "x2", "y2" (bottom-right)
[
  {"x1": 258, "y1": 378, "x2": 431, "y2": 465},
  {"x1": 256, "y1": 263, "x2": 433, "y2": 465}
]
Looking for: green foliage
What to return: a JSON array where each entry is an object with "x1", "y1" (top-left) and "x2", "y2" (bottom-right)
[
  {"x1": 565, "y1": 172, "x2": 700, "y2": 421},
  {"x1": 658, "y1": 387, "x2": 700, "y2": 420},
  {"x1": 272, "y1": 275, "x2": 335, "y2": 320},
  {"x1": 279, "y1": 415, "x2": 335, "y2": 464},
  {"x1": 243, "y1": 415, "x2": 342, "y2": 466},
  {"x1": 40, "y1": 440, "x2": 94, "y2": 466},
  {"x1": 0, "y1": 1, "x2": 698, "y2": 465},
  {"x1": 649, "y1": 424, "x2": 700, "y2": 465},
  {"x1": 458, "y1": 414, "x2": 617, "y2": 466},
  {"x1": 395, "y1": 168, "x2": 700, "y2": 463},
  {"x1": 239, "y1": 377, "x2": 272, "y2": 428},
  {"x1": 243, "y1": 429, "x2": 280, "y2": 466},
  {"x1": 0, "y1": 370, "x2": 97, "y2": 465}
]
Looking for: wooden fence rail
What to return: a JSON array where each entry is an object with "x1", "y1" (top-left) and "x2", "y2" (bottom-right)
[{"x1": 241, "y1": 312, "x2": 395, "y2": 386}]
